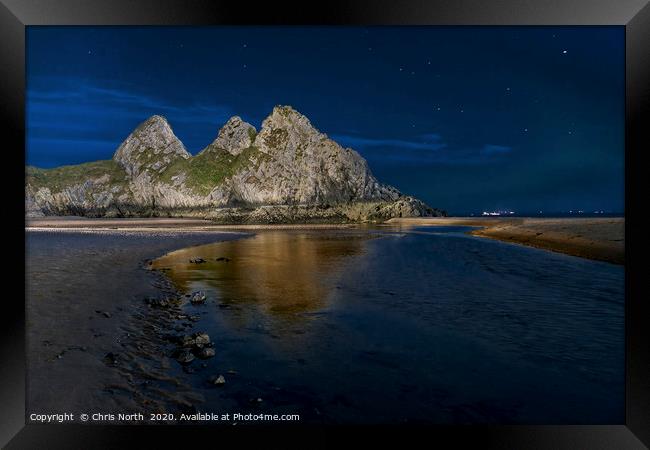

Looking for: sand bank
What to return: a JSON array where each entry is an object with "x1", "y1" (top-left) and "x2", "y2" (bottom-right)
[
  {"x1": 386, "y1": 217, "x2": 624, "y2": 264},
  {"x1": 26, "y1": 229, "x2": 244, "y2": 416},
  {"x1": 26, "y1": 216, "x2": 357, "y2": 231}
]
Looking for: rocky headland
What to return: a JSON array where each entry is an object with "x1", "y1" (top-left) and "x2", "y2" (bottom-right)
[{"x1": 26, "y1": 106, "x2": 445, "y2": 223}]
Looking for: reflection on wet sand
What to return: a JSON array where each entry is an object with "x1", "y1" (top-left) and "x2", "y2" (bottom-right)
[{"x1": 152, "y1": 231, "x2": 372, "y2": 316}]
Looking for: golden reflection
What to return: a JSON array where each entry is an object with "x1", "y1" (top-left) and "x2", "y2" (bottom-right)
[{"x1": 151, "y1": 231, "x2": 371, "y2": 316}]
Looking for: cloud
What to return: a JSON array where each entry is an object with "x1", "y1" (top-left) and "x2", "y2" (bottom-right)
[
  {"x1": 26, "y1": 75, "x2": 515, "y2": 168},
  {"x1": 331, "y1": 134, "x2": 446, "y2": 152},
  {"x1": 331, "y1": 132, "x2": 513, "y2": 165},
  {"x1": 26, "y1": 76, "x2": 235, "y2": 164},
  {"x1": 481, "y1": 144, "x2": 512, "y2": 155},
  {"x1": 419, "y1": 133, "x2": 444, "y2": 141},
  {"x1": 27, "y1": 79, "x2": 234, "y2": 128}
]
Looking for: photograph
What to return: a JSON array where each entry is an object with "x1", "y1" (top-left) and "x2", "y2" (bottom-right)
[{"x1": 24, "y1": 26, "x2": 625, "y2": 426}]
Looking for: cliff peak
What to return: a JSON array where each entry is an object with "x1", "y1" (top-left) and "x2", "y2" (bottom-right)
[
  {"x1": 113, "y1": 115, "x2": 190, "y2": 177},
  {"x1": 144, "y1": 114, "x2": 168, "y2": 124},
  {"x1": 266, "y1": 105, "x2": 315, "y2": 128},
  {"x1": 26, "y1": 108, "x2": 445, "y2": 220},
  {"x1": 204, "y1": 116, "x2": 257, "y2": 156},
  {"x1": 256, "y1": 105, "x2": 324, "y2": 155}
]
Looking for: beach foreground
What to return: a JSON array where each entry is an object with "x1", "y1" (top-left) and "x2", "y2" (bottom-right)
[
  {"x1": 26, "y1": 229, "x2": 246, "y2": 415},
  {"x1": 25, "y1": 218, "x2": 625, "y2": 423}
]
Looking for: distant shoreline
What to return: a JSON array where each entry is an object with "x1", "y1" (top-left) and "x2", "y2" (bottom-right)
[
  {"x1": 25, "y1": 216, "x2": 359, "y2": 231},
  {"x1": 386, "y1": 216, "x2": 625, "y2": 265},
  {"x1": 25, "y1": 215, "x2": 625, "y2": 265}
]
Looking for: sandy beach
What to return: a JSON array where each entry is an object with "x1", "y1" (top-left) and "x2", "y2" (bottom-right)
[
  {"x1": 26, "y1": 228, "x2": 246, "y2": 416},
  {"x1": 26, "y1": 217, "x2": 358, "y2": 231},
  {"x1": 386, "y1": 216, "x2": 624, "y2": 265},
  {"x1": 24, "y1": 216, "x2": 625, "y2": 423}
]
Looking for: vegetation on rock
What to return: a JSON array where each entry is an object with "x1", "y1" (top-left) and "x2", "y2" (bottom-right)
[{"x1": 25, "y1": 106, "x2": 446, "y2": 221}]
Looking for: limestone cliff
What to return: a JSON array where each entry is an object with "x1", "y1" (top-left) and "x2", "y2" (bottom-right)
[{"x1": 25, "y1": 106, "x2": 445, "y2": 222}]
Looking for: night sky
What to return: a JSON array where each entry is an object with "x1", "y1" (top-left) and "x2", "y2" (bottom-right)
[{"x1": 26, "y1": 27, "x2": 624, "y2": 215}]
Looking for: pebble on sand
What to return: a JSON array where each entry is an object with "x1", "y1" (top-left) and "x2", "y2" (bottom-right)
[
  {"x1": 210, "y1": 374, "x2": 226, "y2": 386},
  {"x1": 190, "y1": 291, "x2": 207, "y2": 304}
]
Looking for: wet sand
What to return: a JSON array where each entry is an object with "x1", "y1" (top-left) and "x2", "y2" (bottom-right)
[
  {"x1": 24, "y1": 217, "x2": 362, "y2": 419},
  {"x1": 386, "y1": 217, "x2": 624, "y2": 264},
  {"x1": 26, "y1": 229, "x2": 245, "y2": 417},
  {"x1": 26, "y1": 216, "x2": 357, "y2": 231},
  {"x1": 25, "y1": 217, "x2": 625, "y2": 423}
]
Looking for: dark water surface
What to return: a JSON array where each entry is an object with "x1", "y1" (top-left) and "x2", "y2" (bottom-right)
[
  {"x1": 152, "y1": 227, "x2": 624, "y2": 424},
  {"x1": 25, "y1": 229, "x2": 245, "y2": 415}
]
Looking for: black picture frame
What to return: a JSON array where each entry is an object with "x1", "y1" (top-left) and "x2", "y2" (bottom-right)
[{"x1": 2, "y1": 0, "x2": 648, "y2": 448}]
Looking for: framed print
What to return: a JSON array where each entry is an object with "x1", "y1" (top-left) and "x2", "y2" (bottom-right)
[{"x1": 1, "y1": 0, "x2": 649, "y2": 448}]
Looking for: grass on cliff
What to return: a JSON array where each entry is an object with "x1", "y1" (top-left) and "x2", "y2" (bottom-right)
[
  {"x1": 26, "y1": 146, "x2": 272, "y2": 197},
  {"x1": 26, "y1": 160, "x2": 128, "y2": 191},
  {"x1": 159, "y1": 145, "x2": 271, "y2": 196}
]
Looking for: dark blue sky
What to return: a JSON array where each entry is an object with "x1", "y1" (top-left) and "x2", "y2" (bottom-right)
[{"x1": 26, "y1": 26, "x2": 624, "y2": 214}]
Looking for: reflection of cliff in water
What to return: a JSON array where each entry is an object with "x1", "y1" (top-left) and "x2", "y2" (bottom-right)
[{"x1": 152, "y1": 231, "x2": 372, "y2": 316}]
